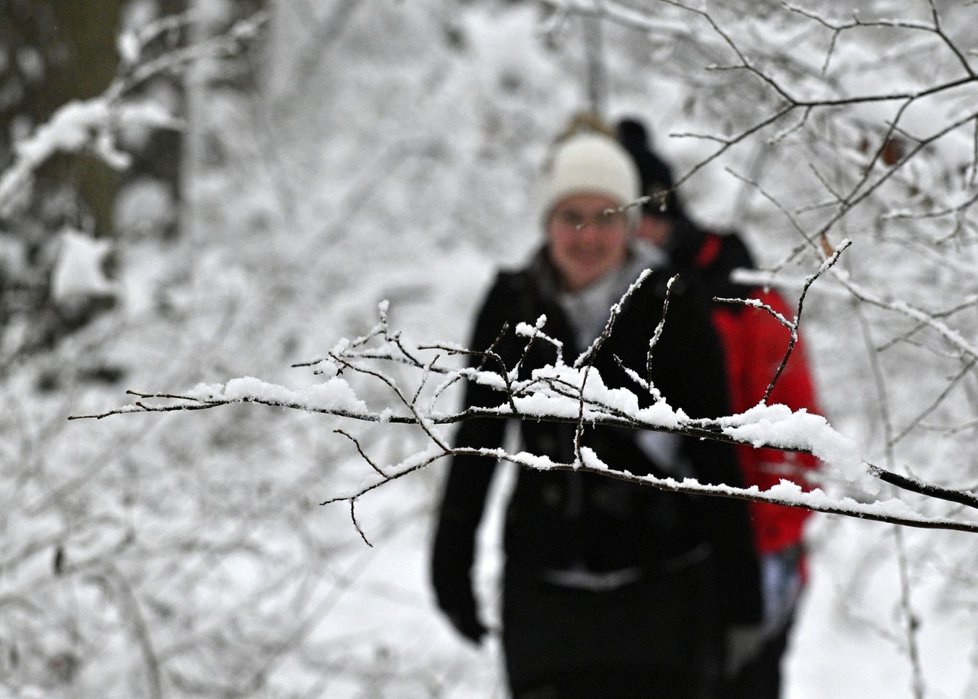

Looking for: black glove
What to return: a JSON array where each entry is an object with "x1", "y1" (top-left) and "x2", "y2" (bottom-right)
[{"x1": 431, "y1": 502, "x2": 486, "y2": 644}]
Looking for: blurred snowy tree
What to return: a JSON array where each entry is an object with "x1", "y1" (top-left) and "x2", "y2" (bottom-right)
[{"x1": 4, "y1": 1, "x2": 978, "y2": 697}]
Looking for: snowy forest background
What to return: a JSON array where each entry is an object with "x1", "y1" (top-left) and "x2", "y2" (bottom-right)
[{"x1": 3, "y1": 0, "x2": 978, "y2": 696}]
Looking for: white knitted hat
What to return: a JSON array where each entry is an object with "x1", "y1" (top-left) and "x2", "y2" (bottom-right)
[{"x1": 539, "y1": 131, "x2": 640, "y2": 224}]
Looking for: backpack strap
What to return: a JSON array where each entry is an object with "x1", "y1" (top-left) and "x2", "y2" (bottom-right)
[{"x1": 693, "y1": 231, "x2": 723, "y2": 269}]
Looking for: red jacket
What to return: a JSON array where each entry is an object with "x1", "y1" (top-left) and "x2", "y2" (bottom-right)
[{"x1": 693, "y1": 232, "x2": 821, "y2": 555}]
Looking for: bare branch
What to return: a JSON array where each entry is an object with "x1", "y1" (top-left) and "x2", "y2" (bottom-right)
[
  {"x1": 867, "y1": 463, "x2": 978, "y2": 511},
  {"x1": 333, "y1": 429, "x2": 387, "y2": 478},
  {"x1": 645, "y1": 273, "x2": 677, "y2": 390},
  {"x1": 576, "y1": 268, "x2": 652, "y2": 368}
]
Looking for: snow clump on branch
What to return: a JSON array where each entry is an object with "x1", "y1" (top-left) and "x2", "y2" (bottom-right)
[
  {"x1": 719, "y1": 404, "x2": 872, "y2": 493},
  {"x1": 188, "y1": 375, "x2": 369, "y2": 415}
]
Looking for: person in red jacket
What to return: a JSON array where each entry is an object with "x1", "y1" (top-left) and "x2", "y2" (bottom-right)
[{"x1": 618, "y1": 117, "x2": 821, "y2": 698}]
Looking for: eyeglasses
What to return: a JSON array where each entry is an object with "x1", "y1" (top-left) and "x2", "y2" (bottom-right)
[{"x1": 550, "y1": 207, "x2": 627, "y2": 232}]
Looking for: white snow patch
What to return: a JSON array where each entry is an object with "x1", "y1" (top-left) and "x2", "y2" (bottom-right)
[{"x1": 51, "y1": 230, "x2": 116, "y2": 303}]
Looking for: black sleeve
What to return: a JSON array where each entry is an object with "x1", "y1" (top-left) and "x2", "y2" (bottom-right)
[{"x1": 430, "y1": 274, "x2": 512, "y2": 616}]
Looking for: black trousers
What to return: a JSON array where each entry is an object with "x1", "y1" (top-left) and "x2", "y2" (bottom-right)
[
  {"x1": 503, "y1": 560, "x2": 721, "y2": 699},
  {"x1": 719, "y1": 618, "x2": 793, "y2": 699},
  {"x1": 510, "y1": 661, "x2": 714, "y2": 699}
]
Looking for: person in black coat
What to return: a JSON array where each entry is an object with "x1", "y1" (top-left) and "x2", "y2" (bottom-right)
[{"x1": 430, "y1": 123, "x2": 762, "y2": 698}]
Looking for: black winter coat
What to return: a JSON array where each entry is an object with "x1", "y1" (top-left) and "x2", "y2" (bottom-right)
[{"x1": 431, "y1": 247, "x2": 762, "y2": 636}]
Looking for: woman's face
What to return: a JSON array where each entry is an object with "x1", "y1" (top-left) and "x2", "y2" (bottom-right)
[{"x1": 546, "y1": 193, "x2": 629, "y2": 292}]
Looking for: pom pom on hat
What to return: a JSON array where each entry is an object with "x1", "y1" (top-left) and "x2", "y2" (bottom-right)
[
  {"x1": 539, "y1": 131, "x2": 640, "y2": 224},
  {"x1": 616, "y1": 117, "x2": 684, "y2": 219},
  {"x1": 617, "y1": 118, "x2": 674, "y2": 195}
]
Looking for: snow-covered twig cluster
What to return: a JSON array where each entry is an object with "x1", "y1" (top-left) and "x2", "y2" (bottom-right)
[{"x1": 74, "y1": 270, "x2": 978, "y2": 537}]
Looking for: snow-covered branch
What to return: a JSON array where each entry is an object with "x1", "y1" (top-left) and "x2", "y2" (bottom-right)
[{"x1": 72, "y1": 295, "x2": 978, "y2": 536}]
